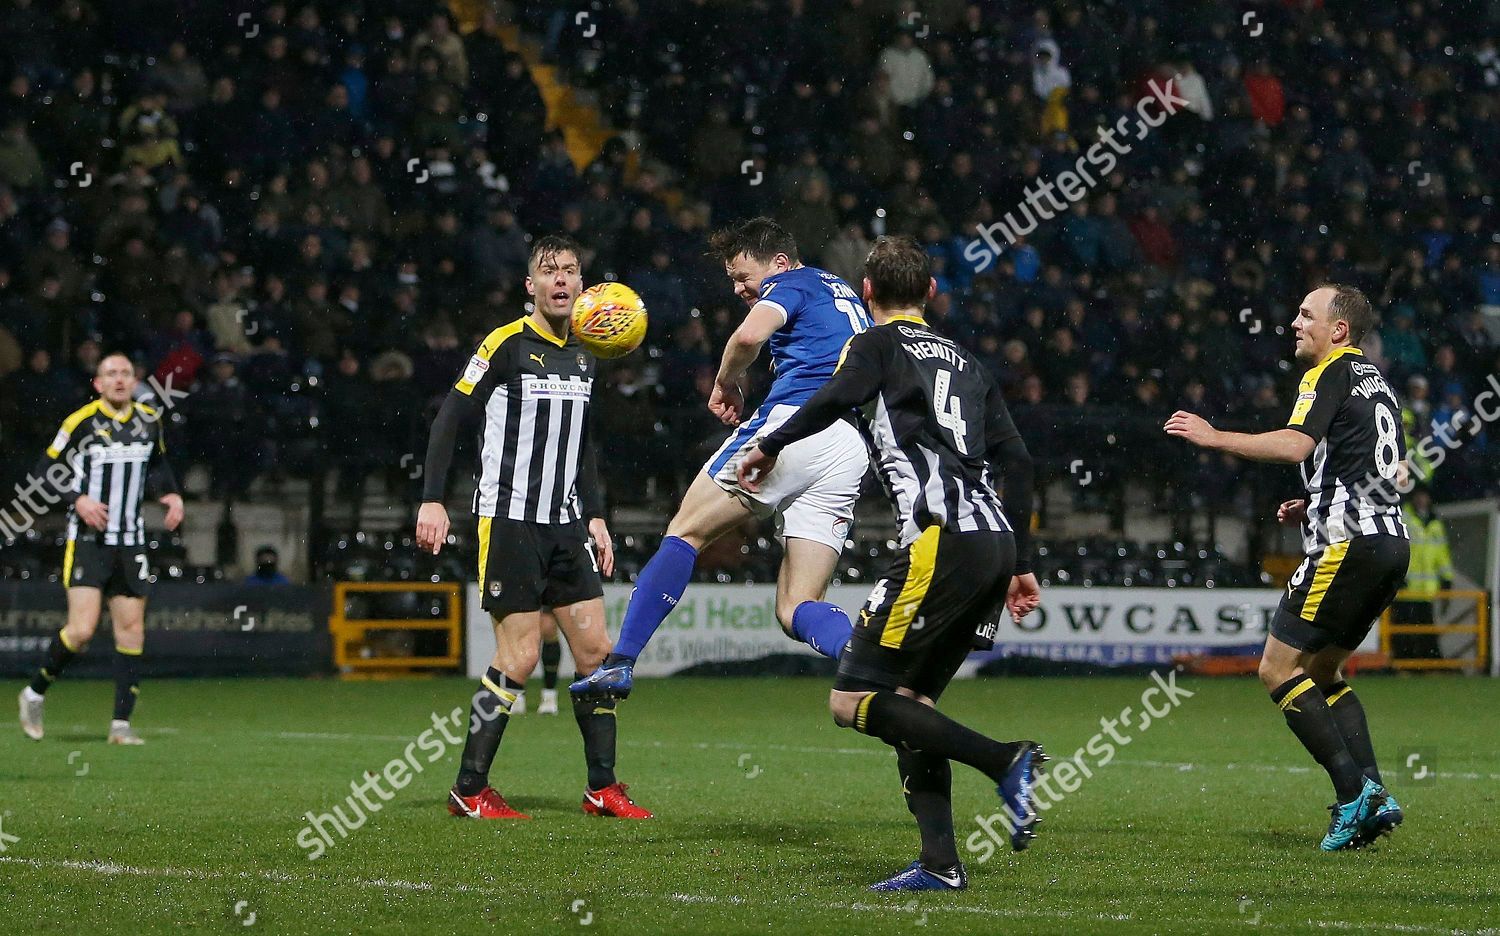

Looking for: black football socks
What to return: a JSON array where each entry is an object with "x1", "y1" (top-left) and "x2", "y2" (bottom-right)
[
  {"x1": 455, "y1": 667, "x2": 519, "y2": 796},
  {"x1": 854, "y1": 691, "x2": 1020, "y2": 784},
  {"x1": 1325, "y1": 680, "x2": 1382, "y2": 784},
  {"x1": 1270, "y1": 675, "x2": 1365, "y2": 802},
  {"x1": 28, "y1": 630, "x2": 80, "y2": 696},
  {"x1": 898, "y1": 748, "x2": 959, "y2": 869},
  {"x1": 572, "y1": 676, "x2": 618, "y2": 790},
  {"x1": 542, "y1": 638, "x2": 562, "y2": 691},
  {"x1": 113, "y1": 647, "x2": 142, "y2": 720}
]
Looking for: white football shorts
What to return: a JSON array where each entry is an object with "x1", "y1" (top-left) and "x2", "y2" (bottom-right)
[{"x1": 702, "y1": 402, "x2": 867, "y2": 551}]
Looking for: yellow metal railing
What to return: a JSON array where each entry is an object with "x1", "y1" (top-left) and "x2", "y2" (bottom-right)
[
  {"x1": 1379, "y1": 589, "x2": 1490, "y2": 671},
  {"x1": 330, "y1": 582, "x2": 462, "y2": 676}
]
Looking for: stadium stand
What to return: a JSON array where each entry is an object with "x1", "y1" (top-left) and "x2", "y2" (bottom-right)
[{"x1": 0, "y1": 0, "x2": 1495, "y2": 586}]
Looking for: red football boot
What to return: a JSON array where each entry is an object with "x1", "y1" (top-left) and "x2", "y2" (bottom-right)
[
  {"x1": 448, "y1": 785, "x2": 530, "y2": 819},
  {"x1": 581, "y1": 782, "x2": 654, "y2": 819}
]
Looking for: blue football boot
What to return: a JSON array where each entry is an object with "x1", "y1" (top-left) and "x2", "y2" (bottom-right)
[
  {"x1": 1353, "y1": 790, "x2": 1403, "y2": 847},
  {"x1": 569, "y1": 659, "x2": 634, "y2": 699},
  {"x1": 998, "y1": 741, "x2": 1048, "y2": 851},
  {"x1": 869, "y1": 861, "x2": 967, "y2": 892},
  {"x1": 1321, "y1": 777, "x2": 1387, "y2": 851}
]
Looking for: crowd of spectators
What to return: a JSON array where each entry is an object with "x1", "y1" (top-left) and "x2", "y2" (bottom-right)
[{"x1": 0, "y1": 1, "x2": 1496, "y2": 568}]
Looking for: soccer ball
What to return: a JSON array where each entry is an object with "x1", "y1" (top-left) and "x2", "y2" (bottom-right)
[{"x1": 571, "y1": 282, "x2": 647, "y2": 359}]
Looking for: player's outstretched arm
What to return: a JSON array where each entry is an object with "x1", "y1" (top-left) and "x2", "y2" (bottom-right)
[
  {"x1": 577, "y1": 417, "x2": 614, "y2": 577},
  {"x1": 710, "y1": 302, "x2": 783, "y2": 426},
  {"x1": 737, "y1": 334, "x2": 884, "y2": 491},
  {"x1": 1163, "y1": 412, "x2": 1315, "y2": 464}
]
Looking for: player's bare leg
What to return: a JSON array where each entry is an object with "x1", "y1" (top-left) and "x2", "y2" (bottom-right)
[
  {"x1": 556, "y1": 597, "x2": 651, "y2": 818},
  {"x1": 664, "y1": 470, "x2": 758, "y2": 550},
  {"x1": 537, "y1": 608, "x2": 562, "y2": 714},
  {"x1": 776, "y1": 537, "x2": 851, "y2": 658},
  {"x1": 20, "y1": 586, "x2": 103, "y2": 740},
  {"x1": 106, "y1": 595, "x2": 147, "y2": 745},
  {"x1": 449, "y1": 611, "x2": 539, "y2": 819},
  {"x1": 1259, "y1": 634, "x2": 1386, "y2": 848},
  {"x1": 63, "y1": 586, "x2": 104, "y2": 650}
]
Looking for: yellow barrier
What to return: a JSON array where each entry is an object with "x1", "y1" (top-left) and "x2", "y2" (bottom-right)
[
  {"x1": 329, "y1": 582, "x2": 463, "y2": 677},
  {"x1": 1379, "y1": 589, "x2": 1490, "y2": 672}
]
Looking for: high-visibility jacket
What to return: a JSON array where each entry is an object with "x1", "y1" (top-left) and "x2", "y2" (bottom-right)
[
  {"x1": 1402, "y1": 406, "x2": 1435, "y2": 480},
  {"x1": 1402, "y1": 506, "x2": 1455, "y2": 597}
]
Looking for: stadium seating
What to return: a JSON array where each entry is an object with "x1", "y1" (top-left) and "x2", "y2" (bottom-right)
[{"x1": 0, "y1": 1, "x2": 1494, "y2": 585}]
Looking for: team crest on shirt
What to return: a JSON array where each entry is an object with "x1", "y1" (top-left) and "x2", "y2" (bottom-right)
[{"x1": 576, "y1": 353, "x2": 587, "y2": 369}]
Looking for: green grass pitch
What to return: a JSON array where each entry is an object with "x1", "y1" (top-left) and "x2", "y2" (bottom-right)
[{"x1": 2, "y1": 675, "x2": 1498, "y2": 934}]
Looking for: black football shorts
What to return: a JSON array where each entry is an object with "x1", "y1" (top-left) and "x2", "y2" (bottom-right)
[
  {"x1": 1271, "y1": 533, "x2": 1410, "y2": 653},
  {"x1": 476, "y1": 516, "x2": 603, "y2": 617},
  {"x1": 64, "y1": 537, "x2": 151, "y2": 599},
  {"x1": 835, "y1": 526, "x2": 1014, "y2": 701}
]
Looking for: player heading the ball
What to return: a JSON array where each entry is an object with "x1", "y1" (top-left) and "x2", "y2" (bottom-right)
[
  {"x1": 738, "y1": 235, "x2": 1046, "y2": 891},
  {"x1": 572, "y1": 216, "x2": 873, "y2": 700}
]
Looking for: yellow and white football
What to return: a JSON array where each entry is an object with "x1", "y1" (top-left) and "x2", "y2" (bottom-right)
[{"x1": 571, "y1": 282, "x2": 647, "y2": 359}]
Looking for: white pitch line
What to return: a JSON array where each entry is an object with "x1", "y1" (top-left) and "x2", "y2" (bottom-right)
[
  {"x1": 1113, "y1": 758, "x2": 1500, "y2": 783},
  {"x1": 276, "y1": 731, "x2": 416, "y2": 743},
  {"x1": 4, "y1": 857, "x2": 1493, "y2": 934},
  {"x1": 668, "y1": 893, "x2": 1498, "y2": 935},
  {"x1": 253, "y1": 730, "x2": 1500, "y2": 781},
  {"x1": 0, "y1": 856, "x2": 481, "y2": 894}
]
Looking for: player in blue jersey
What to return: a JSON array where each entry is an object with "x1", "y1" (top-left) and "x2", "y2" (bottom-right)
[{"x1": 573, "y1": 218, "x2": 872, "y2": 698}]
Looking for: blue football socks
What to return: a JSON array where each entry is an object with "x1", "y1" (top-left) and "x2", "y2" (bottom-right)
[
  {"x1": 611, "y1": 535, "x2": 698, "y2": 660},
  {"x1": 791, "y1": 600, "x2": 852, "y2": 659}
]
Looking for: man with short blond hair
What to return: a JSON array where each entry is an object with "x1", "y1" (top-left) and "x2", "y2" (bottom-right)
[
  {"x1": 1167, "y1": 283, "x2": 1410, "y2": 851},
  {"x1": 19, "y1": 353, "x2": 184, "y2": 745}
]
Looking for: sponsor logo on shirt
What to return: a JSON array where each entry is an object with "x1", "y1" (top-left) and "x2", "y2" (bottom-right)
[
  {"x1": 86, "y1": 442, "x2": 154, "y2": 463},
  {"x1": 1290, "y1": 391, "x2": 1317, "y2": 423},
  {"x1": 522, "y1": 377, "x2": 593, "y2": 401},
  {"x1": 462, "y1": 355, "x2": 490, "y2": 385}
]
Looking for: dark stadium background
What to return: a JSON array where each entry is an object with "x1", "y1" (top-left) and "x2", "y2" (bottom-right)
[
  {"x1": 3, "y1": 4, "x2": 1500, "y2": 933},
  {"x1": 0, "y1": 0, "x2": 1495, "y2": 593}
]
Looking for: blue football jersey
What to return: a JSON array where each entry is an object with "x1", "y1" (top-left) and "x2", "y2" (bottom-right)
[{"x1": 755, "y1": 266, "x2": 871, "y2": 406}]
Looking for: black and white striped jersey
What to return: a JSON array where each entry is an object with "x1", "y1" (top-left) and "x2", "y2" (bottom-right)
[
  {"x1": 760, "y1": 314, "x2": 1033, "y2": 558},
  {"x1": 422, "y1": 315, "x2": 602, "y2": 524},
  {"x1": 1286, "y1": 346, "x2": 1410, "y2": 552},
  {"x1": 40, "y1": 398, "x2": 179, "y2": 546}
]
